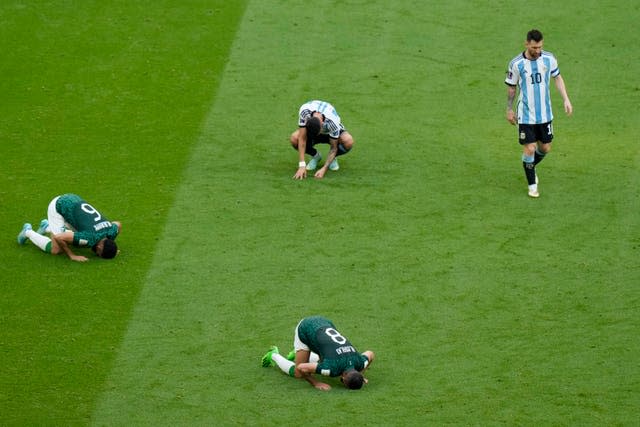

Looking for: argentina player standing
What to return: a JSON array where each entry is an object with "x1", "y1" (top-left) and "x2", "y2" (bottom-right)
[{"x1": 505, "y1": 29, "x2": 573, "y2": 198}]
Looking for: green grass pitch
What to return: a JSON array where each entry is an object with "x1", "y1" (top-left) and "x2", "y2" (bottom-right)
[{"x1": 1, "y1": 0, "x2": 639, "y2": 425}]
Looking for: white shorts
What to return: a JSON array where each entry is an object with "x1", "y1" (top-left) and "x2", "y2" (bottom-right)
[
  {"x1": 47, "y1": 196, "x2": 73, "y2": 234},
  {"x1": 293, "y1": 319, "x2": 310, "y2": 352}
]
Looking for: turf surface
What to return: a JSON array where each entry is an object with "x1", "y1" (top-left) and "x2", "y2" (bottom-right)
[{"x1": 1, "y1": 0, "x2": 638, "y2": 425}]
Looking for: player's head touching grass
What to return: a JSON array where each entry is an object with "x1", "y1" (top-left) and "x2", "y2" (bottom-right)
[
  {"x1": 93, "y1": 238, "x2": 118, "y2": 259},
  {"x1": 341, "y1": 369, "x2": 364, "y2": 390}
]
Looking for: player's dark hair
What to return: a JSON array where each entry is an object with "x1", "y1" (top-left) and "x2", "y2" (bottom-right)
[
  {"x1": 527, "y1": 29, "x2": 543, "y2": 42},
  {"x1": 305, "y1": 116, "x2": 321, "y2": 140},
  {"x1": 100, "y1": 238, "x2": 118, "y2": 259},
  {"x1": 343, "y1": 369, "x2": 364, "y2": 390}
]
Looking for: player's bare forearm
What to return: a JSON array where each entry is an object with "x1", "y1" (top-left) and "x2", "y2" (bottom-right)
[
  {"x1": 294, "y1": 364, "x2": 330, "y2": 390},
  {"x1": 295, "y1": 362, "x2": 317, "y2": 376},
  {"x1": 357, "y1": 351, "x2": 375, "y2": 380},
  {"x1": 554, "y1": 75, "x2": 568, "y2": 98},
  {"x1": 554, "y1": 75, "x2": 573, "y2": 115},
  {"x1": 59, "y1": 242, "x2": 83, "y2": 262},
  {"x1": 295, "y1": 146, "x2": 307, "y2": 176},
  {"x1": 315, "y1": 142, "x2": 338, "y2": 179},
  {"x1": 505, "y1": 86, "x2": 517, "y2": 125},
  {"x1": 293, "y1": 130, "x2": 309, "y2": 179},
  {"x1": 302, "y1": 373, "x2": 330, "y2": 390},
  {"x1": 506, "y1": 86, "x2": 516, "y2": 110},
  {"x1": 52, "y1": 234, "x2": 87, "y2": 262},
  {"x1": 363, "y1": 350, "x2": 375, "y2": 368},
  {"x1": 298, "y1": 144, "x2": 306, "y2": 163},
  {"x1": 325, "y1": 147, "x2": 338, "y2": 166},
  {"x1": 297, "y1": 129, "x2": 308, "y2": 162}
]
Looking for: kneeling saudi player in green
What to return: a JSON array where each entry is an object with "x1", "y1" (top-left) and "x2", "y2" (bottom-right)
[
  {"x1": 17, "y1": 193, "x2": 121, "y2": 262},
  {"x1": 262, "y1": 316, "x2": 375, "y2": 391}
]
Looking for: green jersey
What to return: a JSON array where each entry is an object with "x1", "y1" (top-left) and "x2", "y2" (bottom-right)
[
  {"x1": 55, "y1": 194, "x2": 119, "y2": 248},
  {"x1": 297, "y1": 316, "x2": 369, "y2": 377}
]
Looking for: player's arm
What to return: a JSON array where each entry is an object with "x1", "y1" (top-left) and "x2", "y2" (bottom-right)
[
  {"x1": 362, "y1": 350, "x2": 375, "y2": 367},
  {"x1": 314, "y1": 138, "x2": 338, "y2": 179},
  {"x1": 553, "y1": 74, "x2": 573, "y2": 116},
  {"x1": 295, "y1": 362, "x2": 331, "y2": 391},
  {"x1": 359, "y1": 350, "x2": 375, "y2": 384},
  {"x1": 505, "y1": 84, "x2": 517, "y2": 125},
  {"x1": 51, "y1": 232, "x2": 88, "y2": 262},
  {"x1": 293, "y1": 127, "x2": 308, "y2": 180}
]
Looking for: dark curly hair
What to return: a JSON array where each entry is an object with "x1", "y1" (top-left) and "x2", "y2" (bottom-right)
[
  {"x1": 343, "y1": 369, "x2": 364, "y2": 390},
  {"x1": 305, "y1": 116, "x2": 322, "y2": 140},
  {"x1": 100, "y1": 238, "x2": 118, "y2": 259},
  {"x1": 527, "y1": 29, "x2": 543, "y2": 42}
]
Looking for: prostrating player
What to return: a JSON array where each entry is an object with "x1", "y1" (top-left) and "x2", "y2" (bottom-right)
[
  {"x1": 290, "y1": 100, "x2": 355, "y2": 180},
  {"x1": 17, "y1": 193, "x2": 121, "y2": 262},
  {"x1": 505, "y1": 29, "x2": 573, "y2": 198},
  {"x1": 261, "y1": 315, "x2": 374, "y2": 391}
]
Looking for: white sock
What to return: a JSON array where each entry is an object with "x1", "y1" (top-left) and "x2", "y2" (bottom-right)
[
  {"x1": 528, "y1": 184, "x2": 538, "y2": 192},
  {"x1": 289, "y1": 351, "x2": 319, "y2": 363},
  {"x1": 272, "y1": 353, "x2": 295, "y2": 375},
  {"x1": 26, "y1": 230, "x2": 51, "y2": 252}
]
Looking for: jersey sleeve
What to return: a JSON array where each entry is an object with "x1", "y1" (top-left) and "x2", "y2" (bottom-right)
[
  {"x1": 505, "y1": 62, "x2": 519, "y2": 86},
  {"x1": 315, "y1": 361, "x2": 335, "y2": 377},
  {"x1": 360, "y1": 353, "x2": 370, "y2": 370},
  {"x1": 298, "y1": 107, "x2": 312, "y2": 127},
  {"x1": 107, "y1": 223, "x2": 119, "y2": 240},
  {"x1": 73, "y1": 231, "x2": 94, "y2": 247},
  {"x1": 315, "y1": 354, "x2": 369, "y2": 377},
  {"x1": 550, "y1": 55, "x2": 560, "y2": 77},
  {"x1": 72, "y1": 223, "x2": 118, "y2": 247},
  {"x1": 325, "y1": 120, "x2": 341, "y2": 139}
]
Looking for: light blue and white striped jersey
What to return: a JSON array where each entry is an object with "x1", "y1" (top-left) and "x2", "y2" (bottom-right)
[
  {"x1": 505, "y1": 51, "x2": 560, "y2": 124},
  {"x1": 298, "y1": 100, "x2": 344, "y2": 139}
]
